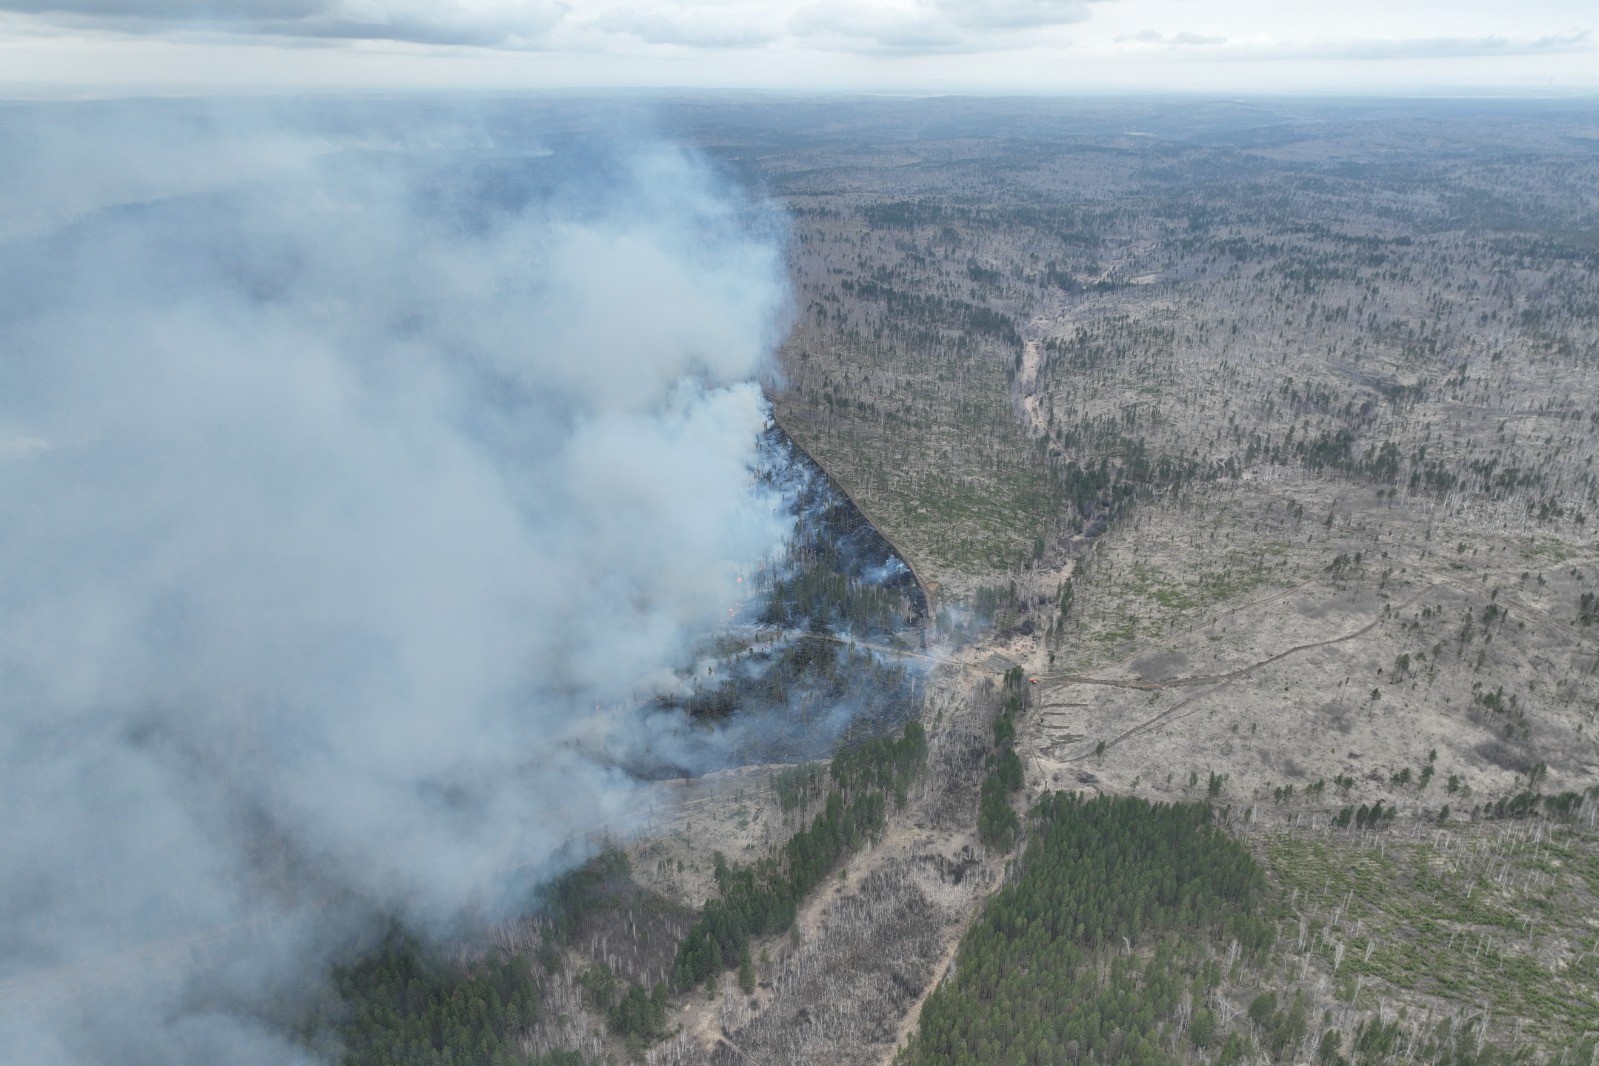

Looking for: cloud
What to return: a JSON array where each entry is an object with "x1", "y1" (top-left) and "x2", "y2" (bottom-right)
[
  {"x1": 2, "y1": 0, "x2": 327, "y2": 15},
  {"x1": 934, "y1": 0, "x2": 1095, "y2": 31},
  {"x1": 1298, "y1": 29, "x2": 1592, "y2": 61},
  {"x1": 0, "y1": 0, "x2": 1115, "y2": 55},
  {"x1": 591, "y1": 5, "x2": 781, "y2": 49},
  {"x1": 0, "y1": 0, "x2": 570, "y2": 47},
  {"x1": 1115, "y1": 28, "x2": 1225, "y2": 46},
  {"x1": 786, "y1": 3, "x2": 966, "y2": 54},
  {"x1": 1111, "y1": 26, "x2": 1592, "y2": 62},
  {"x1": 0, "y1": 100, "x2": 791, "y2": 1063},
  {"x1": 785, "y1": 0, "x2": 1101, "y2": 55}
]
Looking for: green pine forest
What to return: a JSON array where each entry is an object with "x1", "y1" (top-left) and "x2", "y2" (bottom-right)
[
  {"x1": 978, "y1": 667, "x2": 1029, "y2": 850},
  {"x1": 299, "y1": 757, "x2": 1598, "y2": 1065},
  {"x1": 302, "y1": 721, "x2": 929, "y2": 1065},
  {"x1": 903, "y1": 793, "x2": 1274, "y2": 1066},
  {"x1": 901, "y1": 791, "x2": 1598, "y2": 1066},
  {"x1": 302, "y1": 927, "x2": 542, "y2": 1066},
  {"x1": 671, "y1": 720, "x2": 928, "y2": 989}
]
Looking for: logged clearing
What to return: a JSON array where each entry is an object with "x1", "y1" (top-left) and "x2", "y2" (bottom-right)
[{"x1": 517, "y1": 97, "x2": 1599, "y2": 1064}]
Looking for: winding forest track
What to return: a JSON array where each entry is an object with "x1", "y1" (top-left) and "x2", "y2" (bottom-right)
[
  {"x1": 1036, "y1": 576, "x2": 1473, "y2": 762},
  {"x1": 1042, "y1": 574, "x2": 1323, "y2": 685},
  {"x1": 1039, "y1": 613, "x2": 1383, "y2": 695},
  {"x1": 1035, "y1": 593, "x2": 1431, "y2": 762}
]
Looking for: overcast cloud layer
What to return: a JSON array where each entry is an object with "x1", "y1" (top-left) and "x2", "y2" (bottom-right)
[
  {"x1": 0, "y1": 0, "x2": 1104, "y2": 50},
  {"x1": 0, "y1": 101, "x2": 790, "y2": 1063},
  {"x1": 0, "y1": 0, "x2": 1593, "y2": 92}
]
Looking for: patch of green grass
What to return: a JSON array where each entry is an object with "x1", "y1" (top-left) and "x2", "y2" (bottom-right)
[
  {"x1": 779, "y1": 354, "x2": 1067, "y2": 577},
  {"x1": 1518, "y1": 539, "x2": 1578, "y2": 563},
  {"x1": 1092, "y1": 613, "x2": 1142, "y2": 648},
  {"x1": 1127, "y1": 541, "x2": 1289, "y2": 605}
]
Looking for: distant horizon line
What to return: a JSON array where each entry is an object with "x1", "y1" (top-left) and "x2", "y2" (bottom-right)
[{"x1": 2, "y1": 83, "x2": 1597, "y2": 103}]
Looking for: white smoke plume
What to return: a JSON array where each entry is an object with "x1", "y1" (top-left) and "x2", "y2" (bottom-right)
[{"x1": 0, "y1": 99, "x2": 791, "y2": 1063}]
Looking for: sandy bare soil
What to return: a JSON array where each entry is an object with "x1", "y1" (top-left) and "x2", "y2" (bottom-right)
[{"x1": 1018, "y1": 472, "x2": 1598, "y2": 816}]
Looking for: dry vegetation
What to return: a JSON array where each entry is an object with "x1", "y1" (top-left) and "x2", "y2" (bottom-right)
[{"x1": 505, "y1": 97, "x2": 1599, "y2": 1063}]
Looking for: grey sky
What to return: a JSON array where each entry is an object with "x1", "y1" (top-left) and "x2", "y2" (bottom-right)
[{"x1": 0, "y1": 0, "x2": 1593, "y2": 93}]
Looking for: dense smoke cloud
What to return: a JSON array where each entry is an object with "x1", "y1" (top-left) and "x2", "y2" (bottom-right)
[{"x1": 0, "y1": 100, "x2": 790, "y2": 1063}]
